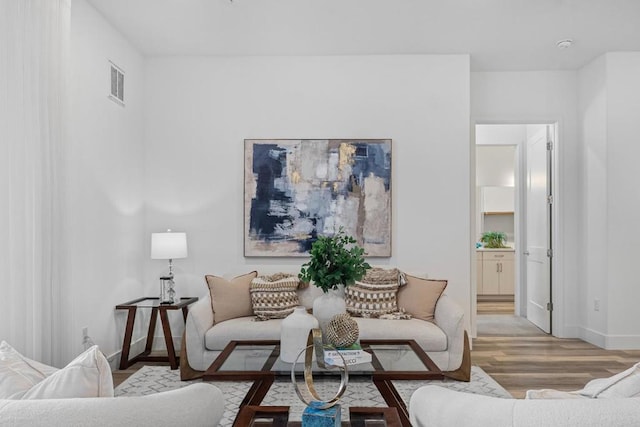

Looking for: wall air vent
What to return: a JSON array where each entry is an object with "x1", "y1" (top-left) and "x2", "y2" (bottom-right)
[{"x1": 108, "y1": 61, "x2": 125, "y2": 106}]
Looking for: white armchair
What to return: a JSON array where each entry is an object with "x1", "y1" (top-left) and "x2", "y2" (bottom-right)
[{"x1": 0, "y1": 383, "x2": 225, "y2": 427}]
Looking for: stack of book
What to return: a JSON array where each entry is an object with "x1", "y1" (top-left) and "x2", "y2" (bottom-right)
[{"x1": 323, "y1": 342, "x2": 372, "y2": 367}]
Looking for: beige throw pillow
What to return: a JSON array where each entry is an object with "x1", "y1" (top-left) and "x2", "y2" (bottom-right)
[
  {"x1": 0, "y1": 341, "x2": 113, "y2": 400},
  {"x1": 397, "y1": 275, "x2": 447, "y2": 321},
  {"x1": 250, "y1": 274, "x2": 300, "y2": 320},
  {"x1": 0, "y1": 341, "x2": 58, "y2": 399},
  {"x1": 21, "y1": 345, "x2": 113, "y2": 399},
  {"x1": 205, "y1": 271, "x2": 258, "y2": 324}
]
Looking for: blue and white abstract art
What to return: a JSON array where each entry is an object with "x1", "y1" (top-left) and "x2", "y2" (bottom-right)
[{"x1": 244, "y1": 139, "x2": 392, "y2": 257}]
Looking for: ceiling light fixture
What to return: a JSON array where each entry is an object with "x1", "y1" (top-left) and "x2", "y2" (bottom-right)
[{"x1": 556, "y1": 39, "x2": 573, "y2": 49}]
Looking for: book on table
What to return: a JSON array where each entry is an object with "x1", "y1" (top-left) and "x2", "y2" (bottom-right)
[{"x1": 323, "y1": 342, "x2": 372, "y2": 367}]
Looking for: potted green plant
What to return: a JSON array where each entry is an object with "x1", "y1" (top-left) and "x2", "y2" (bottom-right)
[
  {"x1": 480, "y1": 231, "x2": 508, "y2": 248},
  {"x1": 299, "y1": 228, "x2": 370, "y2": 335},
  {"x1": 299, "y1": 228, "x2": 371, "y2": 293}
]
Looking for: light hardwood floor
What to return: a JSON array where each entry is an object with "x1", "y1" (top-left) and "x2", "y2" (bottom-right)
[
  {"x1": 474, "y1": 300, "x2": 640, "y2": 397},
  {"x1": 113, "y1": 302, "x2": 640, "y2": 398}
]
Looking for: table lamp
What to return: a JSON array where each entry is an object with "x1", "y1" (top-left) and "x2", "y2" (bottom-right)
[{"x1": 151, "y1": 229, "x2": 188, "y2": 304}]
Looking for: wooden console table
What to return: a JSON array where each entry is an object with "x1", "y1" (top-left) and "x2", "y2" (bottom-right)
[{"x1": 115, "y1": 297, "x2": 198, "y2": 370}]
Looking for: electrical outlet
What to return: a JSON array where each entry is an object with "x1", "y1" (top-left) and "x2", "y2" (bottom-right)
[{"x1": 594, "y1": 299, "x2": 600, "y2": 312}]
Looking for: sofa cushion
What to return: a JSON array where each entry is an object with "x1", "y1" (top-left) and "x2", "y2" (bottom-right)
[
  {"x1": 205, "y1": 317, "x2": 283, "y2": 350},
  {"x1": 355, "y1": 318, "x2": 447, "y2": 351},
  {"x1": 205, "y1": 271, "x2": 258, "y2": 323},
  {"x1": 397, "y1": 275, "x2": 447, "y2": 321},
  {"x1": 21, "y1": 345, "x2": 113, "y2": 399},
  {"x1": 579, "y1": 362, "x2": 640, "y2": 398},
  {"x1": 0, "y1": 341, "x2": 58, "y2": 399},
  {"x1": 250, "y1": 274, "x2": 300, "y2": 320},
  {"x1": 0, "y1": 342, "x2": 112, "y2": 400}
]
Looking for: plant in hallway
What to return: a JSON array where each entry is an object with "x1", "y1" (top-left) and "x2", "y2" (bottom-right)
[
  {"x1": 299, "y1": 228, "x2": 371, "y2": 293},
  {"x1": 480, "y1": 231, "x2": 508, "y2": 248}
]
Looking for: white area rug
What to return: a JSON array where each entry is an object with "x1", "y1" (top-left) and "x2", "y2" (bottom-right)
[{"x1": 115, "y1": 366, "x2": 511, "y2": 426}]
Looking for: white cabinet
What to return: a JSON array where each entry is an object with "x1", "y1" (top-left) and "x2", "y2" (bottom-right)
[
  {"x1": 476, "y1": 256, "x2": 483, "y2": 295},
  {"x1": 481, "y1": 186, "x2": 514, "y2": 213},
  {"x1": 477, "y1": 250, "x2": 514, "y2": 295}
]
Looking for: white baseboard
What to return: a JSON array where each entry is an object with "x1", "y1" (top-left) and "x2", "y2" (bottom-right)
[
  {"x1": 579, "y1": 327, "x2": 607, "y2": 348},
  {"x1": 151, "y1": 335, "x2": 182, "y2": 352},
  {"x1": 106, "y1": 335, "x2": 182, "y2": 372},
  {"x1": 578, "y1": 327, "x2": 640, "y2": 350},
  {"x1": 558, "y1": 324, "x2": 581, "y2": 339}
]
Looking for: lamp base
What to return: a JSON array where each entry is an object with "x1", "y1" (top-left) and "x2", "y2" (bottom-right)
[{"x1": 159, "y1": 276, "x2": 176, "y2": 304}]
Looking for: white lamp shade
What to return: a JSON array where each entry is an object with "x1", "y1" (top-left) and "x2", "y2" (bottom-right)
[{"x1": 151, "y1": 232, "x2": 188, "y2": 259}]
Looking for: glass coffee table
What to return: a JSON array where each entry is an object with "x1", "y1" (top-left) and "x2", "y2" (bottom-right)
[{"x1": 203, "y1": 339, "x2": 443, "y2": 426}]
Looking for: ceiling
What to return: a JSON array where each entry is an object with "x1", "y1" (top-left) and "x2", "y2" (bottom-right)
[{"x1": 86, "y1": 0, "x2": 640, "y2": 71}]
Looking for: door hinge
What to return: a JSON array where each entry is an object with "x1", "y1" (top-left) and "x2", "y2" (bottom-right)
[
  {"x1": 547, "y1": 195, "x2": 554, "y2": 205},
  {"x1": 547, "y1": 141, "x2": 553, "y2": 150},
  {"x1": 547, "y1": 302, "x2": 553, "y2": 311},
  {"x1": 547, "y1": 248, "x2": 553, "y2": 258}
]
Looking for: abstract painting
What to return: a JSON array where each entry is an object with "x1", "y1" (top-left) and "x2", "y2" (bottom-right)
[{"x1": 244, "y1": 139, "x2": 392, "y2": 257}]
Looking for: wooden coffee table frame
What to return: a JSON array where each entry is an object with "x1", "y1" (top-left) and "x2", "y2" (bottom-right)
[
  {"x1": 203, "y1": 339, "x2": 444, "y2": 426},
  {"x1": 236, "y1": 405, "x2": 403, "y2": 426}
]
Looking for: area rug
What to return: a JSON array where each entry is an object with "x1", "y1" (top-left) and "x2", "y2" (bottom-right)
[
  {"x1": 115, "y1": 366, "x2": 510, "y2": 426},
  {"x1": 477, "y1": 314, "x2": 546, "y2": 336}
]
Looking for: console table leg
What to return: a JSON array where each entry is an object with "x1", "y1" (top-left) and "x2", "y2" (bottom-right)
[
  {"x1": 119, "y1": 307, "x2": 137, "y2": 370},
  {"x1": 145, "y1": 307, "x2": 159, "y2": 353},
  {"x1": 159, "y1": 308, "x2": 178, "y2": 369}
]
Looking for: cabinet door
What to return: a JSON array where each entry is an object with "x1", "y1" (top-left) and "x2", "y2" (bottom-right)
[
  {"x1": 482, "y1": 259, "x2": 500, "y2": 294},
  {"x1": 499, "y1": 260, "x2": 515, "y2": 294},
  {"x1": 482, "y1": 186, "x2": 515, "y2": 213},
  {"x1": 477, "y1": 256, "x2": 484, "y2": 295}
]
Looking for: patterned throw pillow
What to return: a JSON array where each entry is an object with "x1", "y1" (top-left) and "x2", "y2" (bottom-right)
[
  {"x1": 250, "y1": 274, "x2": 301, "y2": 321},
  {"x1": 345, "y1": 268, "x2": 401, "y2": 318}
]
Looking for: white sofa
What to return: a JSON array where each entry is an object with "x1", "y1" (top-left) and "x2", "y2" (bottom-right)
[
  {"x1": 409, "y1": 386, "x2": 640, "y2": 427},
  {"x1": 185, "y1": 277, "x2": 467, "y2": 373},
  {"x1": 0, "y1": 383, "x2": 225, "y2": 427}
]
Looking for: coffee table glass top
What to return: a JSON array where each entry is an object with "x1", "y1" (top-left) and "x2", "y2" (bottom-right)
[{"x1": 212, "y1": 340, "x2": 438, "y2": 376}]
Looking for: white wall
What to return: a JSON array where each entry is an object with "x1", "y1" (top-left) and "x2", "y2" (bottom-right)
[
  {"x1": 143, "y1": 55, "x2": 472, "y2": 331},
  {"x1": 577, "y1": 55, "x2": 608, "y2": 343},
  {"x1": 476, "y1": 124, "x2": 526, "y2": 147},
  {"x1": 606, "y1": 53, "x2": 640, "y2": 342},
  {"x1": 578, "y1": 52, "x2": 640, "y2": 349},
  {"x1": 68, "y1": 0, "x2": 146, "y2": 365},
  {"x1": 476, "y1": 146, "x2": 516, "y2": 187},
  {"x1": 471, "y1": 71, "x2": 580, "y2": 338}
]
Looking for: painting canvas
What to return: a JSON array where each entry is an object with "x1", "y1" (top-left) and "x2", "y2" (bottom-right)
[{"x1": 244, "y1": 139, "x2": 392, "y2": 257}]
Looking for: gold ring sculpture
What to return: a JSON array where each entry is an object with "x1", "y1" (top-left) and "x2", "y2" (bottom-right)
[{"x1": 291, "y1": 328, "x2": 349, "y2": 409}]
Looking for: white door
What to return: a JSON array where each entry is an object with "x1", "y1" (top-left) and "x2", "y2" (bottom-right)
[{"x1": 525, "y1": 125, "x2": 552, "y2": 333}]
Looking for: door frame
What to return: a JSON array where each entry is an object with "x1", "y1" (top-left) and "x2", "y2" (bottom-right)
[{"x1": 470, "y1": 119, "x2": 562, "y2": 338}]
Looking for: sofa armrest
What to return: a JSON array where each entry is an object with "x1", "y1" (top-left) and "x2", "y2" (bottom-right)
[
  {"x1": 410, "y1": 385, "x2": 515, "y2": 427},
  {"x1": 434, "y1": 294, "x2": 465, "y2": 371},
  {"x1": 0, "y1": 383, "x2": 225, "y2": 427},
  {"x1": 411, "y1": 385, "x2": 640, "y2": 427},
  {"x1": 185, "y1": 294, "x2": 214, "y2": 371}
]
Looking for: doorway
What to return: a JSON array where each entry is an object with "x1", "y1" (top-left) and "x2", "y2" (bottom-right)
[{"x1": 474, "y1": 124, "x2": 555, "y2": 337}]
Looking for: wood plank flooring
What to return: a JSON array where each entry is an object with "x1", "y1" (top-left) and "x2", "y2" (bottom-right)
[
  {"x1": 112, "y1": 302, "x2": 640, "y2": 399},
  {"x1": 474, "y1": 300, "x2": 640, "y2": 397}
]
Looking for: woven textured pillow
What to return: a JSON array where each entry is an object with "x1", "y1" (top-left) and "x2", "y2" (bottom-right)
[
  {"x1": 345, "y1": 268, "x2": 400, "y2": 318},
  {"x1": 250, "y1": 274, "x2": 301, "y2": 321}
]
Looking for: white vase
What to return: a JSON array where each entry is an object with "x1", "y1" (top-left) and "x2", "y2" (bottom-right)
[
  {"x1": 312, "y1": 288, "x2": 347, "y2": 340},
  {"x1": 280, "y1": 306, "x2": 319, "y2": 363}
]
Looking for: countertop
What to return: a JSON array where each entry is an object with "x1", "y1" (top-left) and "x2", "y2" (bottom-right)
[{"x1": 476, "y1": 247, "x2": 515, "y2": 252}]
